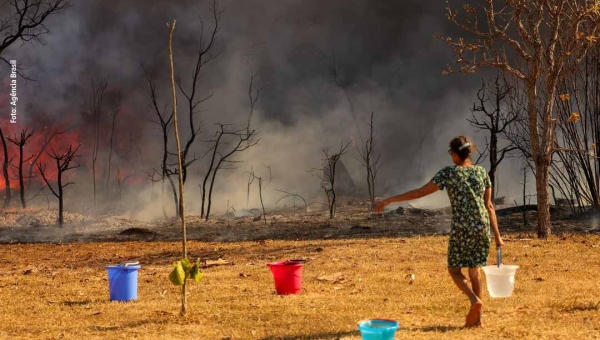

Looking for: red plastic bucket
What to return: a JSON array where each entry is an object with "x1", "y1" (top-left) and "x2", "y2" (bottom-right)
[{"x1": 267, "y1": 260, "x2": 306, "y2": 295}]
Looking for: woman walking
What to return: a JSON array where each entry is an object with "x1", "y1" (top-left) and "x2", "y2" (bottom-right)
[{"x1": 373, "y1": 136, "x2": 504, "y2": 327}]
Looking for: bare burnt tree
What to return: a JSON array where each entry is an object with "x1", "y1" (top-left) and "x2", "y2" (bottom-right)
[
  {"x1": 247, "y1": 170, "x2": 268, "y2": 225},
  {"x1": 242, "y1": 55, "x2": 266, "y2": 206},
  {"x1": 88, "y1": 77, "x2": 107, "y2": 209},
  {"x1": 201, "y1": 124, "x2": 258, "y2": 221},
  {"x1": 36, "y1": 144, "x2": 81, "y2": 226},
  {"x1": 169, "y1": 0, "x2": 221, "y2": 216},
  {"x1": 0, "y1": 128, "x2": 11, "y2": 208},
  {"x1": 106, "y1": 92, "x2": 122, "y2": 200},
  {"x1": 7, "y1": 128, "x2": 34, "y2": 209},
  {"x1": 357, "y1": 112, "x2": 381, "y2": 209},
  {"x1": 468, "y1": 73, "x2": 519, "y2": 200},
  {"x1": 443, "y1": 1, "x2": 600, "y2": 238},
  {"x1": 0, "y1": 0, "x2": 70, "y2": 77},
  {"x1": 321, "y1": 142, "x2": 351, "y2": 219},
  {"x1": 141, "y1": 63, "x2": 177, "y2": 218}
]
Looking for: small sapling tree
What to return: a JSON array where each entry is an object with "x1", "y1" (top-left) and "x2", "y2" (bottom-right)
[
  {"x1": 141, "y1": 63, "x2": 177, "y2": 218},
  {"x1": 167, "y1": 19, "x2": 201, "y2": 317}
]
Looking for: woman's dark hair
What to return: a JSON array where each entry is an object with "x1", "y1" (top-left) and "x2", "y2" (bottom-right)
[{"x1": 449, "y1": 135, "x2": 475, "y2": 161}]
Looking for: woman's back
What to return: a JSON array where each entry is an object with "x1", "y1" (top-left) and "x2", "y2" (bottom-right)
[{"x1": 432, "y1": 165, "x2": 490, "y2": 228}]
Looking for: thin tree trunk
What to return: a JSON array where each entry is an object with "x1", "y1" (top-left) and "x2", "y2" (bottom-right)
[
  {"x1": 18, "y1": 144, "x2": 25, "y2": 208},
  {"x1": 92, "y1": 165, "x2": 97, "y2": 207},
  {"x1": 205, "y1": 164, "x2": 220, "y2": 221},
  {"x1": 489, "y1": 132, "x2": 498, "y2": 200},
  {"x1": 0, "y1": 127, "x2": 11, "y2": 208},
  {"x1": 161, "y1": 130, "x2": 171, "y2": 218},
  {"x1": 258, "y1": 177, "x2": 266, "y2": 225},
  {"x1": 330, "y1": 160, "x2": 336, "y2": 219},
  {"x1": 366, "y1": 166, "x2": 372, "y2": 207},
  {"x1": 200, "y1": 175, "x2": 210, "y2": 218},
  {"x1": 57, "y1": 159, "x2": 64, "y2": 226},
  {"x1": 201, "y1": 134, "x2": 222, "y2": 218}
]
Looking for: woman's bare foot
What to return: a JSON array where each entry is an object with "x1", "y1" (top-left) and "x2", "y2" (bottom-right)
[
  {"x1": 465, "y1": 301, "x2": 483, "y2": 327},
  {"x1": 476, "y1": 313, "x2": 483, "y2": 327}
]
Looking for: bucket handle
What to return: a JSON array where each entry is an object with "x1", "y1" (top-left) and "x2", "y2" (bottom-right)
[
  {"x1": 122, "y1": 261, "x2": 139, "y2": 266},
  {"x1": 496, "y1": 246, "x2": 502, "y2": 267}
]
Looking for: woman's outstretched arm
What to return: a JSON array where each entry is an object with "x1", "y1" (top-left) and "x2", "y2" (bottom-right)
[
  {"x1": 484, "y1": 187, "x2": 504, "y2": 247},
  {"x1": 373, "y1": 181, "x2": 440, "y2": 212}
]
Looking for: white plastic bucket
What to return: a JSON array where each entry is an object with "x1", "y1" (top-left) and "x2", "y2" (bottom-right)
[{"x1": 482, "y1": 265, "x2": 519, "y2": 298}]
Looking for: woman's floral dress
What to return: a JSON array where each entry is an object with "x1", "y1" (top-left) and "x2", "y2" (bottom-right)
[{"x1": 432, "y1": 165, "x2": 491, "y2": 268}]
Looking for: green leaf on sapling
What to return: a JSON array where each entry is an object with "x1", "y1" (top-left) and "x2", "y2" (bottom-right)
[
  {"x1": 181, "y1": 258, "x2": 192, "y2": 273},
  {"x1": 190, "y1": 264, "x2": 203, "y2": 283},
  {"x1": 169, "y1": 261, "x2": 185, "y2": 286}
]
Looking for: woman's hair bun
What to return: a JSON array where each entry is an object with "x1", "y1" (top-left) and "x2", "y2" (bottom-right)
[{"x1": 449, "y1": 135, "x2": 475, "y2": 160}]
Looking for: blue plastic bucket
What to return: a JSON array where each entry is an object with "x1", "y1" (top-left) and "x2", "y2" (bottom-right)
[
  {"x1": 105, "y1": 264, "x2": 141, "y2": 301},
  {"x1": 358, "y1": 319, "x2": 399, "y2": 340}
]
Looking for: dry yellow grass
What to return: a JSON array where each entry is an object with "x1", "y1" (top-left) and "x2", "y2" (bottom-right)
[{"x1": 1, "y1": 233, "x2": 600, "y2": 339}]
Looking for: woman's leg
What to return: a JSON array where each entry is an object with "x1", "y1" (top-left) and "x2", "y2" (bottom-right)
[
  {"x1": 448, "y1": 268, "x2": 480, "y2": 305},
  {"x1": 468, "y1": 267, "x2": 482, "y2": 300},
  {"x1": 448, "y1": 268, "x2": 482, "y2": 326},
  {"x1": 468, "y1": 267, "x2": 483, "y2": 326}
]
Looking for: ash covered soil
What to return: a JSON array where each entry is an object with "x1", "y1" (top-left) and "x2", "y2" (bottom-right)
[{"x1": 0, "y1": 199, "x2": 599, "y2": 243}]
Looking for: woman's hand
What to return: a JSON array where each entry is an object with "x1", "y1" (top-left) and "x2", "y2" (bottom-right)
[
  {"x1": 495, "y1": 236, "x2": 504, "y2": 247},
  {"x1": 372, "y1": 199, "x2": 388, "y2": 212}
]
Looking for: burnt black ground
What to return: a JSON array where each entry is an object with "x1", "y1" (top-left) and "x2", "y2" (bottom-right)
[{"x1": 0, "y1": 201, "x2": 598, "y2": 244}]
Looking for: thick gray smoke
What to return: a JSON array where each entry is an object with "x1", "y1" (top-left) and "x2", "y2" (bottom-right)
[{"x1": 2, "y1": 0, "x2": 528, "y2": 218}]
